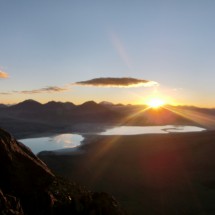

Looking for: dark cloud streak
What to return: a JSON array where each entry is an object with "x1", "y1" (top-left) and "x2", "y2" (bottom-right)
[
  {"x1": 13, "y1": 86, "x2": 69, "y2": 94},
  {"x1": 0, "y1": 86, "x2": 70, "y2": 95},
  {"x1": 75, "y1": 77, "x2": 158, "y2": 87}
]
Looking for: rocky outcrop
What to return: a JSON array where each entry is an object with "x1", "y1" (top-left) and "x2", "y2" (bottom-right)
[
  {"x1": 0, "y1": 189, "x2": 24, "y2": 215},
  {"x1": 0, "y1": 128, "x2": 125, "y2": 215},
  {"x1": 0, "y1": 128, "x2": 55, "y2": 214},
  {"x1": 0, "y1": 128, "x2": 54, "y2": 193}
]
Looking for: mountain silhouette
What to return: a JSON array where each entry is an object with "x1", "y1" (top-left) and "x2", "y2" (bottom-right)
[
  {"x1": 0, "y1": 104, "x2": 7, "y2": 109},
  {"x1": 75, "y1": 101, "x2": 109, "y2": 113},
  {"x1": 9, "y1": 99, "x2": 42, "y2": 111},
  {"x1": 43, "y1": 101, "x2": 76, "y2": 111},
  {"x1": 72, "y1": 101, "x2": 120, "y2": 122},
  {"x1": 99, "y1": 101, "x2": 114, "y2": 106},
  {"x1": 142, "y1": 107, "x2": 193, "y2": 125},
  {"x1": 0, "y1": 99, "x2": 214, "y2": 138}
]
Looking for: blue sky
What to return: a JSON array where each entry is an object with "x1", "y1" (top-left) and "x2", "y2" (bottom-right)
[{"x1": 0, "y1": 1, "x2": 215, "y2": 106}]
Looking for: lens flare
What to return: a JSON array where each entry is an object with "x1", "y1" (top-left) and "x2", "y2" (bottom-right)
[{"x1": 147, "y1": 98, "x2": 165, "y2": 108}]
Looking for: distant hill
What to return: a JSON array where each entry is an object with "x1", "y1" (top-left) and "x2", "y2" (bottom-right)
[
  {"x1": 99, "y1": 101, "x2": 114, "y2": 106},
  {"x1": 42, "y1": 101, "x2": 76, "y2": 122},
  {"x1": 1, "y1": 99, "x2": 215, "y2": 138},
  {"x1": 72, "y1": 101, "x2": 121, "y2": 122},
  {"x1": 76, "y1": 100, "x2": 102, "y2": 112},
  {"x1": 142, "y1": 107, "x2": 193, "y2": 125},
  {"x1": 0, "y1": 104, "x2": 7, "y2": 109},
  {"x1": 43, "y1": 101, "x2": 76, "y2": 111},
  {"x1": 9, "y1": 99, "x2": 43, "y2": 110}
]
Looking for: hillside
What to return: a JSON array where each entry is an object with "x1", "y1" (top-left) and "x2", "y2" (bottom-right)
[{"x1": 0, "y1": 128, "x2": 125, "y2": 215}]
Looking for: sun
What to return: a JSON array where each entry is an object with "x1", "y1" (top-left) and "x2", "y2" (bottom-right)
[{"x1": 147, "y1": 98, "x2": 165, "y2": 108}]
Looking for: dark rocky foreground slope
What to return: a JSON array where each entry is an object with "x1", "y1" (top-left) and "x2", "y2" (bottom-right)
[{"x1": 0, "y1": 128, "x2": 125, "y2": 215}]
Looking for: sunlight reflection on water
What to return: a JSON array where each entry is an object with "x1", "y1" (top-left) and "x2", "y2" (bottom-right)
[
  {"x1": 20, "y1": 125, "x2": 205, "y2": 154},
  {"x1": 20, "y1": 134, "x2": 84, "y2": 154},
  {"x1": 100, "y1": 125, "x2": 205, "y2": 135}
]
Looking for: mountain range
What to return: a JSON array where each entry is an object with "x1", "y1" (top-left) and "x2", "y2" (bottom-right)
[{"x1": 0, "y1": 99, "x2": 215, "y2": 138}]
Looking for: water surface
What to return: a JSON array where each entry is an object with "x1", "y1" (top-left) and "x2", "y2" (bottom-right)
[
  {"x1": 20, "y1": 134, "x2": 84, "y2": 154},
  {"x1": 100, "y1": 125, "x2": 205, "y2": 135},
  {"x1": 20, "y1": 125, "x2": 205, "y2": 154}
]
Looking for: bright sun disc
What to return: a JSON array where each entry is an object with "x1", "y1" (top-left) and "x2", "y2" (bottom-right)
[{"x1": 147, "y1": 98, "x2": 165, "y2": 108}]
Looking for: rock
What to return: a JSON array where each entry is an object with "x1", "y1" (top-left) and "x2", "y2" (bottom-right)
[
  {"x1": 0, "y1": 128, "x2": 125, "y2": 215},
  {"x1": 48, "y1": 177, "x2": 126, "y2": 215},
  {"x1": 0, "y1": 189, "x2": 24, "y2": 215},
  {"x1": 0, "y1": 128, "x2": 54, "y2": 193},
  {"x1": 0, "y1": 128, "x2": 54, "y2": 214}
]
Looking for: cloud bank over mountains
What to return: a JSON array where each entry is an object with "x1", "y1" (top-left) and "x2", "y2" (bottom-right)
[
  {"x1": 75, "y1": 77, "x2": 158, "y2": 87},
  {"x1": 0, "y1": 77, "x2": 158, "y2": 95}
]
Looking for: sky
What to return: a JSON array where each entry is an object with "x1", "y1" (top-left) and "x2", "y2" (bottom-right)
[{"x1": 0, "y1": 0, "x2": 215, "y2": 107}]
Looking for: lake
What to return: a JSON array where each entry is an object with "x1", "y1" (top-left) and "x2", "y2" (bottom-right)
[
  {"x1": 20, "y1": 134, "x2": 84, "y2": 154},
  {"x1": 20, "y1": 125, "x2": 206, "y2": 154},
  {"x1": 100, "y1": 125, "x2": 205, "y2": 135}
]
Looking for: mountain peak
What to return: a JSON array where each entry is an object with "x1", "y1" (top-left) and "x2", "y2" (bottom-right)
[
  {"x1": 81, "y1": 100, "x2": 97, "y2": 106},
  {"x1": 99, "y1": 101, "x2": 114, "y2": 106},
  {"x1": 44, "y1": 101, "x2": 76, "y2": 110},
  {"x1": 78, "y1": 101, "x2": 100, "y2": 109},
  {"x1": 20, "y1": 99, "x2": 41, "y2": 104},
  {"x1": 13, "y1": 99, "x2": 42, "y2": 107}
]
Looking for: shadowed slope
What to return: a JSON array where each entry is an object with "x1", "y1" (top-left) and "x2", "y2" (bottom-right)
[
  {"x1": 39, "y1": 131, "x2": 215, "y2": 215},
  {"x1": 0, "y1": 128, "x2": 126, "y2": 215}
]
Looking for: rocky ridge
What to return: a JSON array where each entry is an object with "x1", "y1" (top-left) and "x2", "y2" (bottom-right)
[{"x1": 0, "y1": 128, "x2": 125, "y2": 215}]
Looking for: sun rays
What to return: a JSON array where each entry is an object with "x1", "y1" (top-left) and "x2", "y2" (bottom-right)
[
  {"x1": 84, "y1": 104, "x2": 215, "y2": 187},
  {"x1": 84, "y1": 96, "x2": 215, "y2": 186},
  {"x1": 147, "y1": 98, "x2": 165, "y2": 109},
  {"x1": 163, "y1": 105, "x2": 215, "y2": 129}
]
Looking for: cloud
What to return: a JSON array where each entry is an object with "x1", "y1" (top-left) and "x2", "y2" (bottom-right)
[
  {"x1": 13, "y1": 86, "x2": 70, "y2": 94},
  {"x1": 75, "y1": 77, "x2": 158, "y2": 88},
  {"x1": 0, "y1": 92, "x2": 10, "y2": 95},
  {"x1": 0, "y1": 77, "x2": 158, "y2": 96},
  {"x1": 0, "y1": 86, "x2": 70, "y2": 95},
  {"x1": 0, "y1": 83, "x2": 73, "y2": 95},
  {"x1": 0, "y1": 71, "x2": 9, "y2": 79}
]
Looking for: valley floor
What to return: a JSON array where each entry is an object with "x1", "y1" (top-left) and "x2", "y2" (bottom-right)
[{"x1": 39, "y1": 130, "x2": 215, "y2": 215}]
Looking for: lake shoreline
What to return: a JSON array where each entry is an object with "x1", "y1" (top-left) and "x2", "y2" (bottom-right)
[{"x1": 19, "y1": 125, "x2": 207, "y2": 155}]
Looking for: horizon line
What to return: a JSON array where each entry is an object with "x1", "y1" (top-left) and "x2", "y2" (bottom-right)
[{"x1": 1, "y1": 99, "x2": 215, "y2": 109}]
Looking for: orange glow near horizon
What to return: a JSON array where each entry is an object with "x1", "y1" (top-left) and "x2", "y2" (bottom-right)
[
  {"x1": 1, "y1": 91, "x2": 214, "y2": 108},
  {"x1": 147, "y1": 98, "x2": 166, "y2": 108}
]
